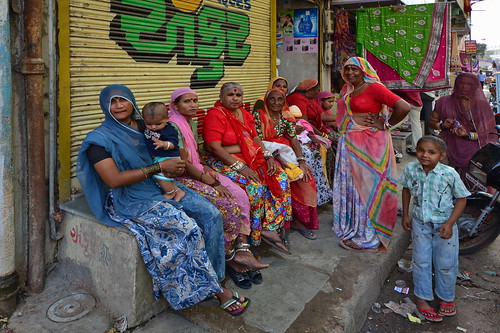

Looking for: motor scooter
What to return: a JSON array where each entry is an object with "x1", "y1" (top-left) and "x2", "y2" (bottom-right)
[{"x1": 459, "y1": 141, "x2": 500, "y2": 254}]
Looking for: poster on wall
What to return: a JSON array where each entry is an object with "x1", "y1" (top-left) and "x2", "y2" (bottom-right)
[{"x1": 281, "y1": 8, "x2": 318, "y2": 53}]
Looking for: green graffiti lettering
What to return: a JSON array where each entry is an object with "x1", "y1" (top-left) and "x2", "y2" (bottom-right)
[
  {"x1": 110, "y1": 1, "x2": 251, "y2": 88},
  {"x1": 225, "y1": 11, "x2": 250, "y2": 61},
  {"x1": 197, "y1": 7, "x2": 226, "y2": 59}
]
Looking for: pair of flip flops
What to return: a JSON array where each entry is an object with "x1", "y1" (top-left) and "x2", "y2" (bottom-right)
[
  {"x1": 219, "y1": 291, "x2": 251, "y2": 316},
  {"x1": 226, "y1": 265, "x2": 263, "y2": 289},
  {"x1": 418, "y1": 301, "x2": 456, "y2": 322}
]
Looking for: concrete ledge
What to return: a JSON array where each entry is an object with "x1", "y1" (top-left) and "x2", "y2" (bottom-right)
[{"x1": 59, "y1": 198, "x2": 167, "y2": 327}]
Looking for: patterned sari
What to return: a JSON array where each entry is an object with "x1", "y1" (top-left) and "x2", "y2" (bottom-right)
[
  {"x1": 77, "y1": 85, "x2": 223, "y2": 310},
  {"x1": 332, "y1": 58, "x2": 399, "y2": 251},
  {"x1": 169, "y1": 88, "x2": 251, "y2": 252},
  {"x1": 203, "y1": 101, "x2": 292, "y2": 245},
  {"x1": 253, "y1": 89, "x2": 319, "y2": 230}
]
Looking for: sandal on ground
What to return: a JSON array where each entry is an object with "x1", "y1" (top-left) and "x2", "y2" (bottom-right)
[
  {"x1": 226, "y1": 265, "x2": 252, "y2": 289},
  {"x1": 261, "y1": 233, "x2": 291, "y2": 255},
  {"x1": 291, "y1": 227, "x2": 317, "y2": 240},
  {"x1": 438, "y1": 301, "x2": 456, "y2": 316},
  {"x1": 284, "y1": 162, "x2": 304, "y2": 182},
  {"x1": 246, "y1": 270, "x2": 263, "y2": 285},
  {"x1": 418, "y1": 307, "x2": 443, "y2": 322},
  {"x1": 282, "y1": 236, "x2": 293, "y2": 247},
  {"x1": 339, "y1": 239, "x2": 377, "y2": 252},
  {"x1": 219, "y1": 291, "x2": 251, "y2": 316}
]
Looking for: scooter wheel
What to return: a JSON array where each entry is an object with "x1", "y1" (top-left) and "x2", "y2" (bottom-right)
[{"x1": 459, "y1": 196, "x2": 500, "y2": 255}]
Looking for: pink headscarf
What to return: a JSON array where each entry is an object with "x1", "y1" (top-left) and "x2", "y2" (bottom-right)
[
  {"x1": 168, "y1": 88, "x2": 203, "y2": 171},
  {"x1": 316, "y1": 91, "x2": 335, "y2": 112}
]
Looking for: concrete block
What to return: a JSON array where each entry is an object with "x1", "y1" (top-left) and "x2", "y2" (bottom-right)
[
  {"x1": 59, "y1": 198, "x2": 167, "y2": 327},
  {"x1": 391, "y1": 132, "x2": 411, "y2": 154}
]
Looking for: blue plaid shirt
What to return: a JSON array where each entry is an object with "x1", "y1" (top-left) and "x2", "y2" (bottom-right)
[{"x1": 399, "y1": 162, "x2": 470, "y2": 224}]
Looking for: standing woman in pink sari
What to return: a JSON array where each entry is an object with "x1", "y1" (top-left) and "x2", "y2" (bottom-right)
[
  {"x1": 333, "y1": 57, "x2": 410, "y2": 252},
  {"x1": 429, "y1": 73, "x2": 496, "y2": 186}
]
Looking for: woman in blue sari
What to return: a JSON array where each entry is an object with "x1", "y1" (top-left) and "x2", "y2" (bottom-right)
[{"x1": 77, "y1": 84, "x2": 250, "y2": 315}]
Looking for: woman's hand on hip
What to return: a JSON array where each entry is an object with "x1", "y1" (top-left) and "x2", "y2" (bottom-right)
[
  {"x1": 239, "y1": 166, "x2": 260, "y2": 183},
  {"x1": 159, "y1": 158, "x2": 186, "y2": 177}
]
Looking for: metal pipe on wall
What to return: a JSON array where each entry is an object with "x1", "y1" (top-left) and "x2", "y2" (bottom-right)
[
  {"x1": 48, "y1": 0, "x2": 60, "y2": 241},
  {"x1": 22, "y1": 0, "x2": 47, "y2": 293},
  {"x1": 0, "y1": 0, "x2": 19, "y2": 316}
]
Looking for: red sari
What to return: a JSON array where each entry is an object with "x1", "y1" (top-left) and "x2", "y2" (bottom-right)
[{"x1": 254, "y1": 90, "x2": 319, "y2": 230}]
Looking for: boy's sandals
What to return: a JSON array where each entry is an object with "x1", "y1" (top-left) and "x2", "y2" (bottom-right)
[
  {"x1": 418, "y1": 307, "x2": 443, "y2": 322},
  {"x1": 284, "y1": 162, "x2": 304, "y2": 182},
  {"x1": 219, "y1": 291, "x2": 251, "y2": 316},
  {"x1": 438, "y1": 301, "x2": 456, "y2": 316}
]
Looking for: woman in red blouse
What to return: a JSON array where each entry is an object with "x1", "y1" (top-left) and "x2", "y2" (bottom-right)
[{"x1": 203, "y1": 82, "x2": 292, "y2": 255}]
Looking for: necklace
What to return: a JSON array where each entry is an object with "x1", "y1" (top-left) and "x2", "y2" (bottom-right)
[
  {"x1": 350, "y1": 82, "x2": 367, "y2": 96},
  {"x1": 270, "y1": 113, "x2": 280, "y2": 121}
]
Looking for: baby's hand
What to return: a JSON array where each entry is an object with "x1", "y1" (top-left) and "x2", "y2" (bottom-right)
[
  {"x1": 152, "y1": 137, "x2": 169, "y2": 150},
  {"x1": 438, "y1": 223, "x2": 453, "y2": 239}
]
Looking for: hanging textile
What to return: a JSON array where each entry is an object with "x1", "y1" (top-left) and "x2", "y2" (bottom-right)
[
  {"x1": 450, "y1": 32, "x2": 463, "y2": 72},
  {"x1": 333, "y1": 9, "x2": 357, "y2": 72},
  {"x1": 356, "y1": 3, "x2": 450, "y2": 90}
]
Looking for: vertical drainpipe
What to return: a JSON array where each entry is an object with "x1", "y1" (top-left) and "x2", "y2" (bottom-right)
[
  {"x1": 22, "y1": 0, "x2": 47, "y2": 293},
  {"x1": 0, "y1": 0, "x2": 19, "y2": 316}
]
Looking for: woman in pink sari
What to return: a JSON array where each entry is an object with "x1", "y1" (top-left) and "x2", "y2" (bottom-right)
[
  {"x1": 169, "y1": 88, "x2": 269, "y2": 288},
  {"x1": 429, "y1": 73, "x2": 496, "y2": 186},
  {"x1": 333, "y1": 57, "x2": 410, "y2": 252}
]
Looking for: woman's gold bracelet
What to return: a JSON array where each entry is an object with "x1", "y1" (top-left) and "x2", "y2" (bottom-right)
[
  {"x1": 144, "y1": 163, "x2": 161, "y2": 177},
  {"x1": 229, "y1": 160, "x2": 246, "y2": 172}
]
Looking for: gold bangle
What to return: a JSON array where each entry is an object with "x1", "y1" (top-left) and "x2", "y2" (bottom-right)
[{"x1": 145, "y1": 163, "x2": 161, "y2": 176}]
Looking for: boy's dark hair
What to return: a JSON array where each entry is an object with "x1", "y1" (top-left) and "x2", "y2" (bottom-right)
[
  {"x1": 142, "y1": 102, "x2": 168, "y2": 119},
  {"x1": 417, "y1": 135, "x2": 447, "y2": 153}
]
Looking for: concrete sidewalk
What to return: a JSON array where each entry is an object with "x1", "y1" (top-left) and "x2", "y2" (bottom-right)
[{"x1": 7, "y1": 155, "x2": 414, "y2": 333}]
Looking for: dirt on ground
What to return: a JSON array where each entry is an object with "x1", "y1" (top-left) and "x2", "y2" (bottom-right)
[{"x1": 361, "y1": 238, "x2": 500, "y2": 333}]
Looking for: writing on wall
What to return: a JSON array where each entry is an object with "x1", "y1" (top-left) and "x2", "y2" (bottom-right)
[{"x1": 110, "y1": 0, "x2": 252, "y2": 88}]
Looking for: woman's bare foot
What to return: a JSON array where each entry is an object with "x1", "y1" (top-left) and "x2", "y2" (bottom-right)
[
  {"x1": 415, "y1": 297, "x2": 433, "y2": 310},
  {"x1": 226, "y1": 259, "x2": 251, "y2": 273},
  {"x1": 261, "y1": 230, "x2": 289, "y2": 253},
  {"x1": 233, "y1": 249, "x2": 269, "y2": 270}
]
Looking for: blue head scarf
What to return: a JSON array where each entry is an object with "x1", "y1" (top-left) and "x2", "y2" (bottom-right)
[{"x1": 76, "y1": 84, "x2": 165, "y2": 226}]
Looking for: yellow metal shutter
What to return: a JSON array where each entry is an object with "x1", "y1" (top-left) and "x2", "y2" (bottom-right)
[{"x1": 64, "y1": 0, "x2": 271, "y2": 192}]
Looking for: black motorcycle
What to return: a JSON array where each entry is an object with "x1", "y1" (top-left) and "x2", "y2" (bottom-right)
[{"x1": 459, "y1": 142, "x2": 500, "y2": 254}]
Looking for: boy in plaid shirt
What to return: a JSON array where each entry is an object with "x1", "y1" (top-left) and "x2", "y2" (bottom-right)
[{"x1": 400, "y1": 136, "x2": 470, "y2": 322}]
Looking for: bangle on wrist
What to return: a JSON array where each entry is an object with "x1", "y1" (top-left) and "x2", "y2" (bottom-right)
[
  {"x1": 164, "y1": 188, "x2": 179, "y2": 195},
  {"x1": 165, "y1": 141, "x2": 171, "y2": 150},
  {"x1": 383, "y1": 119, "x2": 392, "y2": 130},
  {"x1": 437, "y1": 121, "x2": 443, "y2": 130},
  {"x1": 262, "y1": 150, "x2": 273, "y2": 159},
  {"x1": 468, "y1": 132, "x2": 478, "y2": 140},
  {"x1": 296, "y1": 156, "x2": 306, "y2": 162},
  {"x1": 229, "y1": 160, "x2": 246, "y2": 172},
  {"x1": 145, "y1": 163, "x2": 161, "y2": 176},
  {"x1": 140, "y1": 167, "x2": 148, "y2": 178}
]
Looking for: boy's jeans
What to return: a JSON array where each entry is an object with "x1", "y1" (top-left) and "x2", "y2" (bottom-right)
[{"x1": 411, "y1": 216, "x2": 458, "y2": 302}]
